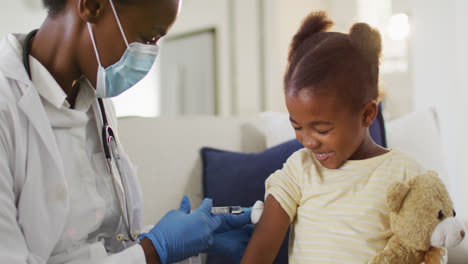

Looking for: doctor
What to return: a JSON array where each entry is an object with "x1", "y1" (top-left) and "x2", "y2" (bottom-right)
[{"x1": 0, "y1": 0, "x2": 252, "y2": 263}]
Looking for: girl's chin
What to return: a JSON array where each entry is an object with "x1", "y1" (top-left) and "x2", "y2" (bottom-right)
[{"x1": 320, "y1": 158, "x2": 344, "y2": 170}]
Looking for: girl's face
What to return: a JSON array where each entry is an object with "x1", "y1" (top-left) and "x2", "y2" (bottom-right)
[{"x1": 286, "y1": 89, "x2": 368, "y2": 169}]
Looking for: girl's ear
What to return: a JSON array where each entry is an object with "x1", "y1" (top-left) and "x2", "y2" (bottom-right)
[
  {"x1": 361, "y1": 100, "x2": 378, "y2": 127},
  {"x1": 78, "y1": 0, "x2": 107, "y2": 23}
]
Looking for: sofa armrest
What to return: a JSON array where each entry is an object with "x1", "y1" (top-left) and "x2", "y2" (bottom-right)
[{"x1": 447, "y1": 218, "x2": 468, "y2": 264}]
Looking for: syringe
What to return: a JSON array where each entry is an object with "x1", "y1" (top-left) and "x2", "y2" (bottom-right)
[
  {"x1": 211, "y1": 201, "x2": 264, "y2": 224},
  {"x1": 211, "y1": 206, "x2": 252, "y2": 214}
]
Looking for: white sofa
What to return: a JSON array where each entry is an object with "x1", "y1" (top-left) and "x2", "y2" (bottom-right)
[{"x1": 117, "y1": 110, "x2": 467, "y2": 263}]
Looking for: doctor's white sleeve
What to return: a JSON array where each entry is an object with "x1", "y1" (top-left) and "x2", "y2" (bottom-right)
[
  {"x1": 0, "y1": 101, "x2": 38, "y2": 263},
  {"x1": 101, "y1": 245, "x2": 147, "y2": 264}
]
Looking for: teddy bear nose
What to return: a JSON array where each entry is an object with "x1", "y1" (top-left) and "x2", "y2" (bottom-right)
[{"x1": 461, "y1": 230, "x2": 466, "y2": 238}]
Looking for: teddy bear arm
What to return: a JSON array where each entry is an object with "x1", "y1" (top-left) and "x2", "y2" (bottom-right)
[{"x1": 369, "y1": 236, "x2": 417, "y2": 264}]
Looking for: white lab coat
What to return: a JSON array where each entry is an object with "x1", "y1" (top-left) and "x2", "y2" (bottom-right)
[{"x1": 0, "y1": 34, "x2": 145, "y2": 263}]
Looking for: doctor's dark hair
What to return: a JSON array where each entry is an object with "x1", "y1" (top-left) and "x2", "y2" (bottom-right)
[
  {"x1": 42, "y1": 0, "x2": 66, "y2": 15},
  {"x1": 284, "y1": 11, "x2": 382, "y2": 111},
  {"x1": 42, "y1": 0, "x2": 132, "y2": 16}
]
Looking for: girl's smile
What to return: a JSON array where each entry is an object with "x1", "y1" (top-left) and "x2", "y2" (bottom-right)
[{"x1": 314, "y1": 151, "x2": 334, "y2": 162}]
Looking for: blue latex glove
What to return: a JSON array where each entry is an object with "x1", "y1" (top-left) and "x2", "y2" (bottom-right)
[
  {"x1": 203, "y1": 211, "x2": 254, "y2": 262},
  {"x1": 216, "y1": 210, "x2": 252, "y2": 233},
  {"x1": 140, "y1": 196, "x2": 222, "y2": 264}
]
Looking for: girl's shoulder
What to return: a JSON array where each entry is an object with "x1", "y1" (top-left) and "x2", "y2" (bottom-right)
[
  {"x1": 282, "y1": 148, "x2": 323, "y2": 175},
  {"x1": 377, "y1": 148, "x2": 425, "y2": 176},
  {"x1": 384, "y1": 148, "x2": 423, "y2": 166},
  {"x1": 286, "y1": 147, "x2": 315, "y2": 165}
]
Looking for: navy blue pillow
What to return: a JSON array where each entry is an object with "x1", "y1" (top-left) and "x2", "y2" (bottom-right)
[
  {"x1": 202, "y1": 139, "x2": 304, "y2": 208},
  {"x1": 201, "y1": 107, "x2": 386, "y2": 263},
  {"x1": 371, "y1": 104, "x2": 387, "y2": 148},
  {"x1": 201, "y1": 139, "x2": 302, "y2": 264}
]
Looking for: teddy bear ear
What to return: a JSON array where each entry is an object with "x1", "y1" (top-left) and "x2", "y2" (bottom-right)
[
  {"x1": 426, "y1": 170, "x2": 438, "y2": 177},
  {"x1": 386, "y1": 181, "x2": 411, "y2": 213}
]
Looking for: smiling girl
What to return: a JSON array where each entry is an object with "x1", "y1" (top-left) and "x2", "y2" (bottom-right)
[{"x1": 241, "y1": 11, "x2": 425, "y2": 264}]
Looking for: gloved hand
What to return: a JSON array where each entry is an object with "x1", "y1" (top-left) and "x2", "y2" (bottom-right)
[
  {"x1": 203, "y1": 211, "x2": 255, "y2": 262},
  {"x1": 140, "y1": 196, "x2": 222, "y2": 264},
  {"x1": 216, "y1": 210, "x2": 252, "y2": 233}
]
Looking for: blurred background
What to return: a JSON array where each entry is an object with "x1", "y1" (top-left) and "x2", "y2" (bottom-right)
[{"x1": 2, "y1": 0, "x2": 467, "y2": 218}]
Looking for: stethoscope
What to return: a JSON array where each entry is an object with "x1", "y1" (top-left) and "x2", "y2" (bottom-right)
[{"x1": 23, "y1": 29, "x2": 139, "y2": 242}]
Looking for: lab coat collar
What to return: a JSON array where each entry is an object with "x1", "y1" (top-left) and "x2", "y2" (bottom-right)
[
  {"x1": 17, "y1": 88, "x2": 65, "y2": 171},
  {"x1": 30, "y1": 55, "x2": 69, "y2": 109},
  {"x1": 0, "y1": 34, "x2": 33, "y2": 86},
  {"x1": 0, "y1": 34, "x2": 64, "y2": 171}
]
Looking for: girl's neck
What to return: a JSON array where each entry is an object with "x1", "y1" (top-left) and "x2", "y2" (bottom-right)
[{"x1": 348, "y1": 132, "x2": 388, "y2": 161}]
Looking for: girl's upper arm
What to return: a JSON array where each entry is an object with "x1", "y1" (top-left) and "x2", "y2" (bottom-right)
[{"x1": 241, "y1": 194, "x2": 291, "y2": 264}]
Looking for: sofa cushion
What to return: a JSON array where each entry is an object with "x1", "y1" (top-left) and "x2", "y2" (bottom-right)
[
  {"x1": 201, "y1": 139, "x2": 303, "y2": 264},
  {"x1": 202, "y1": 139, "x2": 304, "y2": 208},
  {"x1": 385, "y1": 108, "x2": 448, "y2": 185},
  {"x1": 371, "y1": 104, "x2": 387, "y2": 148}
]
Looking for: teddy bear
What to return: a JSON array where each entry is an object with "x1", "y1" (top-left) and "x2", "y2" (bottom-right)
[{"x1": 369, "y1": 170, "x2": 466, "y2": 264}]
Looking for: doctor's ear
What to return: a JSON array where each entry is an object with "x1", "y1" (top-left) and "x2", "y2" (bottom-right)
[{"x1": 78, "y1": 0, "x2": 107, "y2": 22}]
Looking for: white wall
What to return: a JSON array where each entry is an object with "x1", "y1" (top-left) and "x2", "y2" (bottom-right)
[
  {"x1": 165, "y1": 0, "x2": 265, "y2": 116},
  {"x1": 0, "y1": 2, "x2": 46, "y2": 38},
  {"x1": 232, "y1": 0, "x2": 262, "y2": 115},
  {"x1": 165, "y1": 0, "x2": 235, "y2": 116},
  {"x1": 411, "y1": 0, "x2": 466, "y2": 218},
  {"x1": 168, "y1": 0, "x2": 334, "y2": 116},
  {"x1": 455, "y1": 0, "x2": 468, "y2": 219},
  {"x1": 167, "y1": 0, "x2": 327, "y2": 116}
]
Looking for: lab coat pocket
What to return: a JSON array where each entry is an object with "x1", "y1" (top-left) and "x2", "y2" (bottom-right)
[
  {"x1": 117, "y1": 148, "x2": 144, "y2": 232},
  {"x1": 91, "y1": 152, "x2": 119, "y2": 216}
]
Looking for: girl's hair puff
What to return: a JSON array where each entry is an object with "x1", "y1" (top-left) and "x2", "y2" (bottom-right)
[
  {"x1": 349, "y1": 23, "x2": 382, "y2": 66},
  {"x1": 287, "y1": 11, "x2": 334, "y2": 63},
  {"x1": 284, "y1": 11, "x2": 382, "y2": 111}
]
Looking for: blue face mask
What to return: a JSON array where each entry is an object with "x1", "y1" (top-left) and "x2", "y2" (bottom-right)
[{"x1": 87, "y1": 0, "x2": 159, "y2": 98}]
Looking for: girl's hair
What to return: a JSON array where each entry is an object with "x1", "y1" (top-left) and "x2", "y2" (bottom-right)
[{"x1": 284, "y1": 11, "x2": 382, "y2": 111}]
